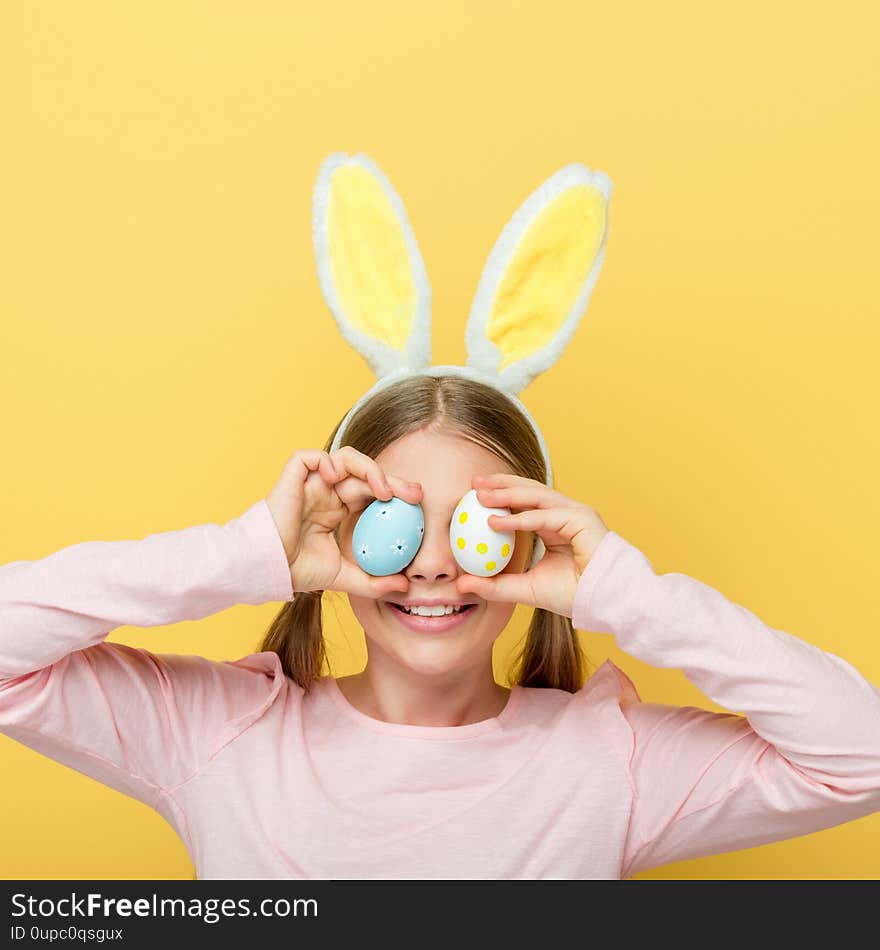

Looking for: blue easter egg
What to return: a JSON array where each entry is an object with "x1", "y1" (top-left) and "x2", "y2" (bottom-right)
[{"x1": 352, "y1": 496, "x2": 425, "y2": 576}]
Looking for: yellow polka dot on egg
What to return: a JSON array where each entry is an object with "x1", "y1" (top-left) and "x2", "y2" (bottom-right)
[
  {"x1": 501, "y1": 543, "x2": 510, "y2": 557},
  {"x1": 476, "y1": 542, "x2": 488, "y2": 554},
  {"x1": 456, "y1": 537, "x2": 466, "y2": 549},
  {"x1": 486, "y1": 561, "x2": 496, "y2": 571},
  {"x1": 458, "y1": 512, "x2": 468, "y2": 524}
]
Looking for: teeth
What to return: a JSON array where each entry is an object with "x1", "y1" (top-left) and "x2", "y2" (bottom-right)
[{"x1": 401, "y1": 605, "x2": 465, "y2": 616}]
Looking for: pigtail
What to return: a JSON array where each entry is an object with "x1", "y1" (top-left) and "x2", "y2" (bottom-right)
[
  {"x1": 260, "y1": 591, "x2": 328, "y2": 694},
  {"x1": 512, "y1": 608, "x2": 589, "y2": 693}
]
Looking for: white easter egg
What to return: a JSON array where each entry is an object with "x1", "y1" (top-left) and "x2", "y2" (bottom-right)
[{"x1": 449, "y1": 488, "x2": 516, "y2": 577}]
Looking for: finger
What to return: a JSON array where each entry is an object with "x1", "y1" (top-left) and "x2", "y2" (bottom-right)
[
  {"x1": 332, "y1": 475, "x2": 372, "y2": 511},
  {"x1": 339, "y1": 445, "x2": 422, "y2": 504},
  {"x1": 334, "y1": 557, "x2": 409, "y2": 599},
  {"x1": 291, "y1": 451, "x2": 339, "y2": 498},
  {"x1": 318, "y1": 452, "x2": 342, "y2": 486},
  {"x1": 473, "y1": 478, "x2": 575, "y2": 513},
  {"x1": 487, "y1": 507, "x2": 586, "y2": 544},
  {"x1": 331, "y1": 446, "x2": 393, "y2": 502},
  {"x1": 386, "y1": 474, "x2": 423, "y2": 504},
  {"x1": 333, "y1": 475, "x2": 395, "y2": 513},
  {"x1": 289, "y1": 450, "x2": 337, "y2": 487},
  {"x1": 455, "y1": 569, "x2": 536, "y2": 607},
  {"x1": 332, "y1": 469, "x2": 422, "y2": 512}
]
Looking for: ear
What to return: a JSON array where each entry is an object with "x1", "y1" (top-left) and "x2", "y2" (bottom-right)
[
  {"x1": 465, "y1": 163, "x2": 612, "y2": 394},
  {"x1": 312, "y1": 152, "x2": 432, "y2": 379}
]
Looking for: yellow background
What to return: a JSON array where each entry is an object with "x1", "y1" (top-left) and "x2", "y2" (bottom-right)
[{"x1": 2, "y1": 1, "x2": 878, "y2": 879}]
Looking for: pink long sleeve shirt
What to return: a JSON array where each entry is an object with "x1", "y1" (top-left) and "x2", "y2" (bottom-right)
[{"x1": 1, "y1": 500, "x2": 879, "y2": 879}]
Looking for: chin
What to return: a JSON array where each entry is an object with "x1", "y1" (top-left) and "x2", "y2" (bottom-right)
[
  {"x1": 381, "y1": 633, "x2": 481, "y2": 676},
  {"x1": 359, "y1": 605, "x2": 484, "y2": 676},
  {"x1": 393, "y1": 654, "x2": 470, "y2": 681}
]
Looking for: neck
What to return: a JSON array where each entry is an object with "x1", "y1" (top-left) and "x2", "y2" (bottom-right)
[{"x1": 336, "y1": 657, "x2": 511, "y2": 727}]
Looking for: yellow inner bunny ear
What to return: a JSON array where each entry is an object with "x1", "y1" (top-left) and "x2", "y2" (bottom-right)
[
  {"x1": 488, "y1": 184, "x2": 607, "y2": 370},
  {"x1": 328, "y1": 164, "x2": 416, "y2": 351}
]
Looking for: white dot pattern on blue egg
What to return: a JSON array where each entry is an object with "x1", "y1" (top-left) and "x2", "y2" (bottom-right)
[
  {"x1": 449, "y1": 488, "x2": 515, "y2": 577},
  {"x1": 353, "y1": 497, "x2": 425, "y2": 576}
]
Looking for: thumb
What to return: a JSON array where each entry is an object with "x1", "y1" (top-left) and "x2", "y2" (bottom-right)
[
  {"x1": 457, "y1": 571, "x2": 531, "y2": 606},
  {"x1": 369, "y1": 574, "x2": 411, "y2": 599},
  {"x1": 456, "y1": 574, "x2": 498, "y2": 601}
]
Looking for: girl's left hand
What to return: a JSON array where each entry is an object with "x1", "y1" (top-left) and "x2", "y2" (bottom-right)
[{"x1": 455, "y1": 473, "x2": 610, "y2": 620}]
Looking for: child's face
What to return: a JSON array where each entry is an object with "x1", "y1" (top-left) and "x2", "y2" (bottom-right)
[{"x1": 337, "y1": 427, "x2": 533, "y2": 681}]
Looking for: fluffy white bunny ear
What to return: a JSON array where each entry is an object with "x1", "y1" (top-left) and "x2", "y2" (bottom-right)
[
  {"x1": 465, "y1": 163, "x2": 612, "y2": 394},
  {"x1": 312, "y1": 152, "x2": 432, "y2": 379}
]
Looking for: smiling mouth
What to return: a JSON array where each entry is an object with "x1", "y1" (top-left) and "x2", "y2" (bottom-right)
[
  {"x1": 388, "y1": 603, "x2": 477, "y2": 617},
  {"x1": 384, "y1": 602, "x2": 478, "y2": 632}
]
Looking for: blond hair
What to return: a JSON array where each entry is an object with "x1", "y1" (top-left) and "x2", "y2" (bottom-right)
[{"x1": 258, "y1": 375, "x2": 590, "y2": 695}]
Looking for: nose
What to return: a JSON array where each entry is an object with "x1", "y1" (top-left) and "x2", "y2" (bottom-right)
[{"x1": 404, "y1": 514, "x2": 461, "y2": 583}]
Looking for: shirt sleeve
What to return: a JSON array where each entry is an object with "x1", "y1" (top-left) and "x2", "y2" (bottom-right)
[
  {"x1": 0, "y1": 499, "x2": 294, "y2": 809},
  {"x1": 571, "y1": 531, "x2": 880, "y2": 879}
]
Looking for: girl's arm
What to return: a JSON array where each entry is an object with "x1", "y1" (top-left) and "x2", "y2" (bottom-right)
[
  {"x1": 572, "y1": 531, "x2": 880, "y2": 879},
  {"x1": 0, "y1": 500, "x2": 294, "y2": 808}
]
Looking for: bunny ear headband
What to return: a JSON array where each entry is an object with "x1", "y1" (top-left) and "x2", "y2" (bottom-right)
[{"x1": 312, "y1": 151, "x2": 612, "y2": 568}]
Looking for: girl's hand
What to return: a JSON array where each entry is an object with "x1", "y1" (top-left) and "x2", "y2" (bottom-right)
[
  {"x1": 455, "y1": 473, "x2": 610, "y2": 619},
  {"x1": 265, "y1": 447, "x2": 422, "y2": 598}
]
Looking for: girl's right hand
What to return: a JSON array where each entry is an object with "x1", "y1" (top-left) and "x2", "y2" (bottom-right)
[{"x1": 265, "y1": 447, "x2": 423, "y2": 599}]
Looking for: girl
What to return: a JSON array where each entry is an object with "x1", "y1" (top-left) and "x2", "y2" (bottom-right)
[{"x1": 1, "y1": 373, "x2": 878, "y2": 879}]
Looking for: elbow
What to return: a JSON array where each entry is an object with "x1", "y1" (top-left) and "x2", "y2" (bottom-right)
[{"x1": 781, "y1": 753, "x2": 880, "y2": 803}]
